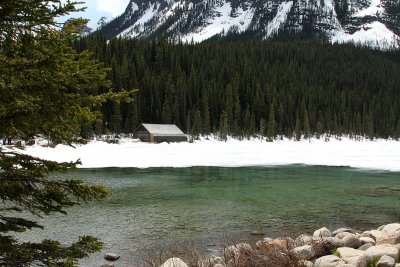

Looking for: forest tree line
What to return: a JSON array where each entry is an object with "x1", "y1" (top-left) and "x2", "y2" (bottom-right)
[{"x1": 73, "y1": 35, "x2": 400, "y2": 140}]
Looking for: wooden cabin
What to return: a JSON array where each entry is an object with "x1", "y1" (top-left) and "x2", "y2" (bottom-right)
[{"x1": 133, "y1": 123, "x2": 188, "y2": 143}]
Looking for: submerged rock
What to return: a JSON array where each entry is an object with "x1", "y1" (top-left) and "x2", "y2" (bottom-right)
[{"x1": 104, "y1": 253, "x2": 120, "y2": 261}]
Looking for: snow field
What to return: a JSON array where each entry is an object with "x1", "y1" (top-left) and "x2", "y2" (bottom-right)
[{"x1": 16, "y1": 136, "x2": 400, "y2": 171}]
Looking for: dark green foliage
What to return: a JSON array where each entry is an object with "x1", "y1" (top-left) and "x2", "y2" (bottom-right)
[
  {"x1": 0, "y1": 153, "x2": 110, "y2": 266},
  {"x1": 219, "y1": 111, "x2": 229, "y2": 141},
  {"x1": 74, "y1": 36, "x2": 400, "y2": 140},
  {"x1": 192, "y1": 109, "x2": 202, "y2": 139},
  {"x1": 0, "y1": 1, "x2": 136, "y2": 265},
  {"x1": 267, "y1": 103, "x2": 276, "y2": 142}
]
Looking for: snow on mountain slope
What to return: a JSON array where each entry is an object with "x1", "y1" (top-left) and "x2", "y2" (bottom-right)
[
  {"x1": 353, "y1": 0, "x2": 384, "y2": 17},
  {"x1": 264, "y1": 1, "x2": 293, "y2": 38},
  {"x1": 100, "y1": 0, "x2": 400, "y2": 49},
  {"x1": 119, "y1": 3, "x2": 158, "y2": 37},
  {"x1": 182, "y1": 2, "x2": 254, "y2": 42},
  {"x1": 332, "y1": 21, "x2": 399, "y2": 49}
]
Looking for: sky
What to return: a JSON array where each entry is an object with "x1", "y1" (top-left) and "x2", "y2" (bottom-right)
[{"x1": 59, "y1": 0, "x2": 130, "y2": 29}]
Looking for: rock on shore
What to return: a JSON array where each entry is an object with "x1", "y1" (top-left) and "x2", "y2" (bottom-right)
[{"x1": 156, "y1": 223, "x2": 400, "y2": 267}]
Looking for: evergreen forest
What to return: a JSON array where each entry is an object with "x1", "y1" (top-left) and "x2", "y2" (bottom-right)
[{"x1": 74, "y1": 36, "x2": 400, "y2": 140}]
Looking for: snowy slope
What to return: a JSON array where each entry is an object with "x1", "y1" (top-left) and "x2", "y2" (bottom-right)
[
  {"x1": 99, "y1": 0, "x2": 400, "y2": 49},
  {"x1": 332, "y1": 21, "x2": 399, "y2": 49},
  {"x1": 182, "y1": 3, "x2": 254, "y2": 42}
]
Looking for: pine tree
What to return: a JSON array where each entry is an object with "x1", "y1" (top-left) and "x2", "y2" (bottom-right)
[
  {"x1": 0, "y1": 1, "x2": 136, "y2": 265},
  {"x1": 74, "y1": 34, "x2": 400, "y2": 140},
  {"x1": 110, "y1": 103, "x2": 122, "y2": 134},
  {"x1": 192, "y1": 109, "x2": 202, "y2": 139},
  {"x1": 259, "y1": 118, "x2": 266, "y2": 141},
  {"x1": 315, "y1": 121, "x2": 324, "y2": 139},
  {"x1": 123, "y1": 103, "x2": 140, "y2": 134},
  {"x1": 94, "y1": 118, "x2": 104, "y2": 136},
  {"x1": 218, "y1": 111, "x2": 229, "y2": 142},
  {"x1": 202, "y1": 92, "x2": 211, "y2": 135},
  {"x1": 295, "y1": 116, "x2": 302, "y2": 141},
  {"x1": 303, "y1": 109, "x2": 311, "y2": 139},
  {"x1": 243, "y1": 106, "x2": 252, "y2": 138},
  {"x1": 266, "y1": 103, "x2": 277, "y2": 142},
  {"x1": 233, "y1": 94, "x2": 242, "y2": 137}
]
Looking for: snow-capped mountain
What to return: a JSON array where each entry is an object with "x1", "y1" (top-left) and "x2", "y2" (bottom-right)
[{"x1": 99, "y1": 0, "x2": 400, "y2": 49}]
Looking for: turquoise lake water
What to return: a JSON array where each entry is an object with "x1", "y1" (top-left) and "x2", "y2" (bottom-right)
[{"x1": 20, "y1": 166, "x2": 400, "y2": 266}]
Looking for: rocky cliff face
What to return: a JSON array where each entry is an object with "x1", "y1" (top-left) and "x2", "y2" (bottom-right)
[{"x1": 99, "y1": 0, "x2": 400, "y2": 48}]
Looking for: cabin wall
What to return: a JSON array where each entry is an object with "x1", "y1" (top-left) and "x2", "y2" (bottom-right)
[
  {"x1": 134, "y1": 130, "x2": 150, "y2": 142},
  {"x1": 154, "y1": 135, "x2": 187, "y2": 143}
]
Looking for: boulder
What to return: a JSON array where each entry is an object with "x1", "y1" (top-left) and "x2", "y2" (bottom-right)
[
  {"x1": 358, "y1": 243, "x2": 373, "y2": 251},
  {"x1": 382, "y1": 223, "x2": 400, "y2": 239},
  {"x1": 377, "y1": 238, "x2": 398, "y2": 245},
  {"x1": 336, "y1": 247, "x2": 367, "y2": 267},
  {"x1": 314, "y1": 255, "x2": 346, "y2": 267},
  {"x1": 359, "y1": 237, "x2": 375, "y2": 245},
  {"x1": 295, "y1": 234, "x2": 315, "y2": 246},
  {"x1": 378, "y1": 225, "x2": 387, "y2": 231},
  {"x1": 342, "y1": 233, "x2": 361, "y2": 248},
  {"x1": 322, "y1": 237, "x2": 345, "y2": 248},
  {"x1": 260, "y1": 238, "x2": 293, "y2": 249},
  {"x1": 160, "y1": 257, "x2": 188, "y2": 267},
  {"x1": 293, "y1": 245, "x2": 315, "y2": 260},
  {"x1": 333, "y1": 228, "x2": 355, "y2": 235},
  {"x1": 376, "y1": 255, "x2": 395, "y2": 267},
  {"x1": 314, "y1": 227, "x2": 332, "y2": 238},
  {"x1": 104, "y1": 253, "x2": 120, "y2": 261},
  {"x1": 365, "y1": 244, "x2": 399, "y2": 261},
  {"x1": 376, "y1": 255, "x2": 396, "y2": 267},
  {"x1": 336, "y1": 232, "x2": 351, "y2": 240},
  {"x1": 368, "y1": 230, "x2": 390, "y2": 242}
]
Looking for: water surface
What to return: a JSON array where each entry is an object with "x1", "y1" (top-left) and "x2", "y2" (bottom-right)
[{"x1": 20, "y1": 166, "x2": 400, "y2": 266}]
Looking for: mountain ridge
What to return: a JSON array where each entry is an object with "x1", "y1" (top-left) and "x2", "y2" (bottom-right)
[{"x1": 98, "y1": 0, "x2": 400, "y2": 49}]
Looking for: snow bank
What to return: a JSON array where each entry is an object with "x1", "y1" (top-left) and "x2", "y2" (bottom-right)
[{"x1": 14, "y1": 136, "x2": 400, "y2": 171}]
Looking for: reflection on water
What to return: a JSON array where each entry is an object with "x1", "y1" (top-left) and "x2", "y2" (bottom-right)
[{"x1": 18, "y1": 165, "x2": 400, "y2": 266}]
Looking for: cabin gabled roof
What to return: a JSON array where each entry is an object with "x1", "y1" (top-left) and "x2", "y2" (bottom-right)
[{"x1": 140, "y1": 123, "x2": 185, "y2": 135}]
